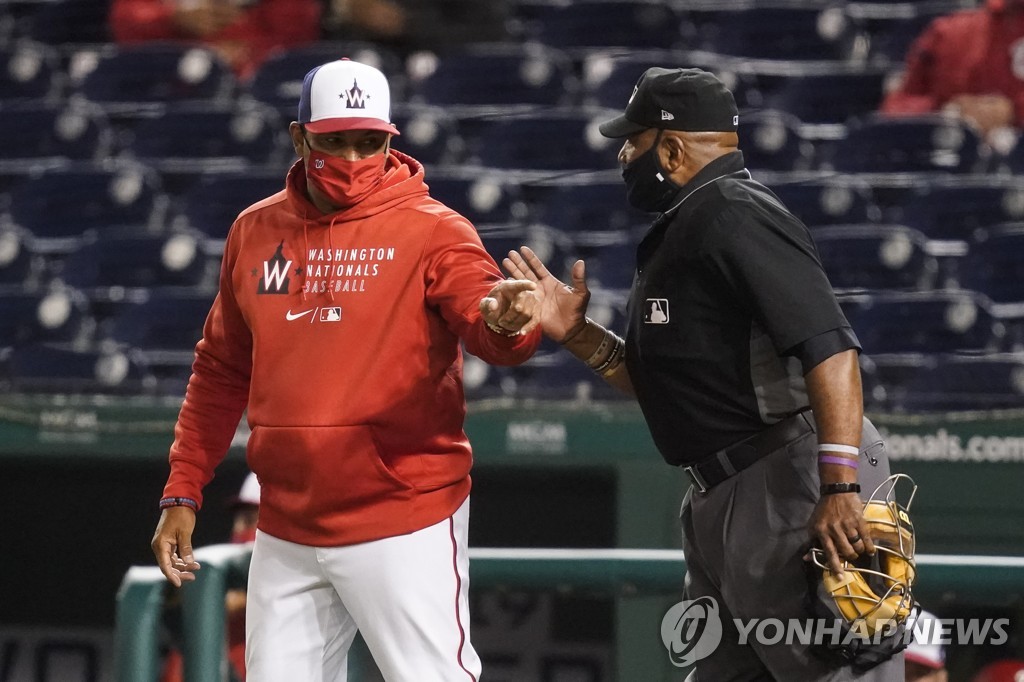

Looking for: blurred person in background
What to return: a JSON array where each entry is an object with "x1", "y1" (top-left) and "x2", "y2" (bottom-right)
[
  {"x1": 109, "y1": 0, "x2": 322, "y2": 79},
  {"x1": 323, "y1": 0, "x2": 511, "y2": 54},
  {"x1": 972, "y1": 659, "x2": 1024, "y2": 682},
  {"x1": 905, "y1": 610, "x2": 948, "y2": 682},
  {"x1": 880, "y1": 0, "x2": 1024, "y2": 149},
  {"x1": 161, "y1": 472, "x2": 259, "y2": 682}
]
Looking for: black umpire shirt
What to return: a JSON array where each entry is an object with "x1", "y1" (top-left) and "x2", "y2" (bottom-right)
[{"x1": 624, "y1": 151, "x2": 860, "y2": 466}]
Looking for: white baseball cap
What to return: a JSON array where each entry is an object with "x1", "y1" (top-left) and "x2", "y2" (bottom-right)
[
  {"x1": 906, "y1": 610, "x2": 946, "y2": 670},
  {"x1": 298, "y1": 58, "x2": 400, "y2": 136}
]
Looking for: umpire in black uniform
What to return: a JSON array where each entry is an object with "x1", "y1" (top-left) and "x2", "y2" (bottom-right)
[{"x1": 505, "y1": 68, "x2": 902, "y2": 680}]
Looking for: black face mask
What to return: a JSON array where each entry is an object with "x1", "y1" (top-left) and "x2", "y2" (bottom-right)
[{"x1": 621, "y1": 132, "x2": 682, "y2": 213}]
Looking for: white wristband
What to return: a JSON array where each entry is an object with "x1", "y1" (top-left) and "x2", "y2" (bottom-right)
[{"x1": 817, "y1": 443, "x2": 860, "y2": 456}]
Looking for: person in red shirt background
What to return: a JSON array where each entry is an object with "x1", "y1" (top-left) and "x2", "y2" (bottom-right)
[
  {"x1": 109, "y1": 0, "x2": 321, "y2": 80},
  {"x1": 880, "y1": 0, "x2": 1024, "y2": 146}
]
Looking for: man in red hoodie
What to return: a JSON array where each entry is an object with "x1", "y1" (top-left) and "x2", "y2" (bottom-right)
[
  {"x1": 880, "y1": 0, "x2": 1024, "y2": 144},
  {"x1": 150, "y1": 58, "x2": 542, "y2": 681}
]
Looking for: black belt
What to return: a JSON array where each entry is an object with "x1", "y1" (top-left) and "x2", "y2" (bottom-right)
[{"x1": 683, "y1": 411, "x2": 815, "y2": 494}]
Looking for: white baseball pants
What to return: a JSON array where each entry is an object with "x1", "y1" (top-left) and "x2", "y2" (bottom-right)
[{"x1": 245, "y1": 498, "x2": 480, "y2": 682}]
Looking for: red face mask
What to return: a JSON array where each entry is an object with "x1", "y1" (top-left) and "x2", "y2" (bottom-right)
[{"x1": 305, "y1": 145, "x2": 386, "y2": 209}]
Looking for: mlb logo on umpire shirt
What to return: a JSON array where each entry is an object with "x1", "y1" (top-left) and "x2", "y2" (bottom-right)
[{"x1": 645, "y1": 299, "x2": 669, "y2": 324}]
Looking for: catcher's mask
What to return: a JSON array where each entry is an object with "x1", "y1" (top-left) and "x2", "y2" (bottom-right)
[{"x1": 807, "y1": 474, "x2": 919, "y2": 672}]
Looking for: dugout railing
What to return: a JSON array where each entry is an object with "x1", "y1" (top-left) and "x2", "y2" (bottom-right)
[{"x1": 115, "y1": 547, "x2": 1024, "y2": 682}]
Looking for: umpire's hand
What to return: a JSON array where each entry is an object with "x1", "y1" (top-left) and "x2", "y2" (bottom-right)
[
  {"x1": 152, "y1": 506, "x2": 202, "y2": 587},
  {"x1": 806, "y1": 493, "x2": 875, "y2": 579}
]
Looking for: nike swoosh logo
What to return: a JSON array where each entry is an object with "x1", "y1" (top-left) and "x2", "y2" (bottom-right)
[{"x1": 285, "y1": 309, "x2": 314, "y2": 321}]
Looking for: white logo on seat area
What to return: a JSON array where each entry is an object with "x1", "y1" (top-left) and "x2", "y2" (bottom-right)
[{"x1": 285, "y1": 309, "x2": 315, "y2": 321}]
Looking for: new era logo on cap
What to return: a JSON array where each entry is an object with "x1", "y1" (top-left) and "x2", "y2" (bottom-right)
[{"x1": 298, "y1": 59, "x2": 400, "y2": 136}]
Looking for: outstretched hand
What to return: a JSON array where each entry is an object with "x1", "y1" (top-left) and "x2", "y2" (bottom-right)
[
  {"x1": 479, "y1": 279, "x2": 541, "y2": 335},
  {"x1": 503, "y1": 247, "x2": 590, "y2": 342}
]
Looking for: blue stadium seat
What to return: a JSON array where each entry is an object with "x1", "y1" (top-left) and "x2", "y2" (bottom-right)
[
  {"x1": 739, "y1": 110, "x2": 815, "y2": 172},
  {"x1": 841, "y1": 290, "x2": 1002, "y2": 355},
  {"x1": 127, "y1": 104, "x2": 283, "y2": 173},
  {"x1": 173, "y1": 170, "x2": 285, "y2": 241},
  {"x1": 5, "y1": 343, "x2": 156, "y2": 394},
  {"x1": 0, "y1": 102, "x2": 113, "y2": 165},
  {"x1": 827, "y1": 115, "x2": 987, "y2": 174},
  {"x1": 390, "y1": 104, "x2": 463, "y2": 166},
  {"x1": 477, "y1": 224, "x2": 565, "y2": 275},
  {"x1": 571, "y1": 231, "x2": 635, "y2": 291},
  {"x1": 687, "y1": 5, "x2": 866, "y2": 61},
  {"x1": 812, "y1": 224, "x2": 935, "y2": 291},
  {"x1": 581, "y1": 50, "x2": 752, "y2": 110},
  {"x1": 751, "y1": 67, "x2": 887, "y2": 125},
  {"x1": 405, "y1": 44, "x2": 577, "y2": 110},
  {"x1": 425, "y1": 170, "x2": 525, "y2": 225},
  {"x1": 462, "y1": 110, "x2": 620, "y2": 172},
  {"x1": 70, "y1": 44, "x2": 236, "y2": 113},
  {"x1": 901, "y1": 354, "x2": 1024, "y2": 412},
  {"x1": 0, "y1": 226, "x2": 45, "y2": 288},
  {"x1": 769, "y1": 176, "x2": 878, "y2": 227},
  {"x1": 522, "y1": 177, "x2": 648, "y2": 234},
  {"x1": 508, "y1": 350, "x2": 624, "y2": 401},
  {"x1": 855, "y1": 9, "x2": 937, "y2": 67},
  {"x1": 890, "y1": 179, "x2": 1024, "y2": 240},
  {"x1": 0, "y1": 41, "x2": 61, "y2": 101},
  {"x1": 60, "y1": 230, "x2": 213, "y2": 292},
  {"x1": 518, "y1": 0, "x2": 683, "y2": 51},
  {"x1": 105, "y1": 289, "x2": 214, "y2": 352},
  {"x1": 16, "y1": 0, "x2": 110, "y2": 44},
  {"x1": 0, "y1": 287, "x2": 92, "y2": 347},
  {"x1": 247, "y1": 42, "x2": 404, "y2": 120},
  {"x1": 5, "y1": 164, "x2": 163, "y2": 250},
  {"x1": 961, "y1": 224, "x2": 1024, "y2": 305},
  {"x1": 462, "y1": 352, "x2": 515, "y2": 401}
]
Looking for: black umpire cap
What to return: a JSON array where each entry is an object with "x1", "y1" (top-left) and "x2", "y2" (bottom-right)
[{"x1": 599, "y1": 67, "x2": 739, "y2": 138}]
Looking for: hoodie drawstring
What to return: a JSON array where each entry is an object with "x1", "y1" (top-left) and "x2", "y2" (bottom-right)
[
  {"x1": 301, "y1": 216, "x2": 309, "y2": 302},
  {"x1": 327, "y1": 215, "x2": 339, "y2": 301}
]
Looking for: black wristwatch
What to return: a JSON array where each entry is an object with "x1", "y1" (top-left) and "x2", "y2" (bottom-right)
[{"x1": 820, "y1": 482, "x2": 861, "y2": 495}]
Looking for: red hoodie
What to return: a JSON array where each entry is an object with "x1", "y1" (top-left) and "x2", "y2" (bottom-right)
[
  {"x1": 880, "y1": 0, "x2": 1024, "y2": 124},
  {"x1": 162, "y1": 151, "x2": 540, "y2": 546}
]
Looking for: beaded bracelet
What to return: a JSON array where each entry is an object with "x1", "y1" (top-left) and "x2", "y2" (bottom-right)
[{"x1": 159, "y1": 496, "x2": 199, "y2": 511}]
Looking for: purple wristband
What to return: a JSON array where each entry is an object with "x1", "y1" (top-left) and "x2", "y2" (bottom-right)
[{"x1": 819, "y1": 455, "x2": 859, "y2": 468}]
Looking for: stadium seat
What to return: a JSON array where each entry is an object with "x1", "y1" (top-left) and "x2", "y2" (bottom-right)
[
  {"x1": 60, "y1": 230, "x2": 213, "y2": 292},
  {"x1": 738, "y1": 110, "x2": 815, "y2": 172},
  {"x1": 390, "y1": 104, "x2": 463, "y2": 166},
  {"x1": 581, "y1": 50, "x2": 750, "y2": 110},
  {"x1": 5, "y1": 343, "x2": 156, "y2": 394},
  {"x1": 126, "y1": 103, "x2": 283, "y2": 174},
  {"x1": 769, "y1": 176, "x2": 879, "y2": 227},
  {"x1": 424, "y1": 170, "x2": 526, "y2": 225},
  {"x1": 751, "y1": 67, "x2": 887, "y2": 125},
  {"x1": 518, "y1": 0, "x2": 684, "y2": 51},
  {"x1": 901, "y1": 354, "x2": 1024, "y2": 412},
  {"x1": 477, "y1": 223, "x2": 565, "y2": 276},
  {"x1": 172, "y1": 170, "x2": 285, "y2": 241},
  {"x1": 570, "y1": 231, "x2": 636, "y2": 291},
  {"x1": 246, "y1": 42, "x2": 403, "y2": 120},
  {"x1": 811, "y1": 224, "x2": 935, "y2": 291},
  {"x1": 0, "y1": 102, "x2": 113, "y2": 165},
  {"x1": 0, "y1": 41, "x2": 62, "y2": 101},
  {"x1": 508, "y1": 350, "x2": 625, "y2": 401},
  {"x1": 5, "y1": 164, "x2": 163, "y2": 250},
  {"x1": 687, "y1": 5, "x2": 867, "y2": 62},
  {"x1": 405, "y1": 44, "x2": 577, "y2": 111},
  {"x1": 0, "y1": 226, "x2": 45, "y2": 288},
  {"x1": 461, "y1": 110, "x2": 620, "y2": 172},
  {"x1": 104, "y1": 289, "x2": 214, "y2": 352},
  {"x1": 890, "y1": 179, "x2": 1024, "y2": 240},
  {"x1": 69, "y1": 44, "x2": 236, "y2": 113},
  {"x1": 522, "y1": 177, "x2": 648, "y2": 234},
  {"x1": 841, "y1": 290, "x2": 1003, "y2": 355},
  {"x1": 961, "y1": 224, "x2": 1024, "y2": 305},
  {"x1": 0, "y1": 287, "x2": 92, "y2": 347},
  {"x1": 826, "y1": 115, "x2": 988, "y2": 174}
]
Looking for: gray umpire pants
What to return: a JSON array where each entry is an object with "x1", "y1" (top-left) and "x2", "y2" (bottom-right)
[{"x1": 681, "y1": 416, "x2": 905, "y2": 681}]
